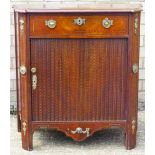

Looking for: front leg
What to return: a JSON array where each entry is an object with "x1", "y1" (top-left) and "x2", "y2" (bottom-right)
[
  {"x1": 17, "y1": 114, "x2": 21, "y2": 132},
  {"x1": 125, "y1": 120, "x2": 137, "y2": 150},
  {"x1": 21, "y1": 121, "x2": 33, "y2": 151}
]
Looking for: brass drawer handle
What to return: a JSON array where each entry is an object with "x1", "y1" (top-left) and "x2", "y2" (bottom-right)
[
  {"x1": 45, "y1": 19, "x2": 56, "y2": 29},
  {"x1": 71, "y1": 127, "x2": 90, "y2": 137},
  {"x1": 102, "y1": 17, "x2": 113, "y2": 28},
  {"x1": 74, "y1": 17, "x2": 86, "y2": 26}
]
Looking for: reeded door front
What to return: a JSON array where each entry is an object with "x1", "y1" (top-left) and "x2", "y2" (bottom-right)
[{"x1": 30, "y1": 38, "x2": 128, "y2": 122}]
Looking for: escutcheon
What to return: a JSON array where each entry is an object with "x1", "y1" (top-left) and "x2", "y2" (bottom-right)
[
  {"x1": 32, "y1": 75, "x2": 37, "y2": 90},
  {"x1": 74, "y1": 17, "x2": 86, "y2": 26}
]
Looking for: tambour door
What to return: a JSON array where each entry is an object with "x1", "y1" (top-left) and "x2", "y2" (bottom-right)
[{"x1": 30, "y1": 38, "x2": 128, "y2": 122}]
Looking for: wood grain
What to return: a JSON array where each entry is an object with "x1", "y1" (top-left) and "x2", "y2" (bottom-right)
[
  {"x1": 30, "y1": 14, "x2": 129, "y2": 37},
  {"x1": 14, "y1": 10, "x2": 141, "y2": 150},
  {"x1": 31, "y1": 38, "x2": 128, "y2": 122}
]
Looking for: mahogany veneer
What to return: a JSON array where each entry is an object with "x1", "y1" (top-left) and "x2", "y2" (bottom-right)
[
  {"x1": 30, "y1": 15, "x2": 129, "y2": 37},
  {"x1": 14, "y1": 5, "x2": 141, "y2": 150}
]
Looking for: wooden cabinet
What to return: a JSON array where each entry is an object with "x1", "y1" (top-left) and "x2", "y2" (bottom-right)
[{"x1": 14, "y1": 5, "x2": 141, "y2": 151}]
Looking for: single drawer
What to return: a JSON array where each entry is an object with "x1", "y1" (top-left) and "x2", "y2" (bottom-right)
[{"x1": 30, "y1": 14, "x2": 129, "y2": 37}]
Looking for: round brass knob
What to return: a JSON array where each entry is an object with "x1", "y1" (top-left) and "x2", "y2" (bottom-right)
[
  {"x1": 45, "y1": 19, "x2": 56, "y2": 29},
  {"x1": 31, "y1": 67, "x2": 37, "y2": 73},
  {"x1": 102, "y1": 18, "x2": 113, "y2": 29}
]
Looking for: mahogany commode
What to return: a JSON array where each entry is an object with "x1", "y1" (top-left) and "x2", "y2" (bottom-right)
[{"x1": 14, "y1": 5, "x2": 141, "y2": 150}]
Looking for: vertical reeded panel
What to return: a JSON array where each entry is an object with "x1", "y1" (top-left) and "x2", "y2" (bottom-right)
[{"x1": 30, "y1": 38, "x2": 128, "y2": 121}]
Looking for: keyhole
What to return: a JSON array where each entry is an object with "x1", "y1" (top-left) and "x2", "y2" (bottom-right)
[{"x1": 78, "y1": 19, "x2": 81, "y2": 25}]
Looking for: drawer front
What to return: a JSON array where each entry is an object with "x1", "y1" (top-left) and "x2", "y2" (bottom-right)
[{"x1": 30, "y1": 14, "x2": 129, "y2": 37}]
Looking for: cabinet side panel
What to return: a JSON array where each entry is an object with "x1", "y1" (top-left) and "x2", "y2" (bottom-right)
[
  {"x1": 17, "y1": 13, "x2": 32, "y2": 150},
  {"x1": 14, "y1": 12, "x2": 21, "y2": 131},
  {"x1": 125, "y1": 12, "x2": 141, "y2": 149}
]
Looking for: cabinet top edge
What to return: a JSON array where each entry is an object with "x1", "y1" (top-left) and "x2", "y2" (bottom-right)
[{"x1": 13, "y1": 4, "x2": 142, "y2": 13}]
